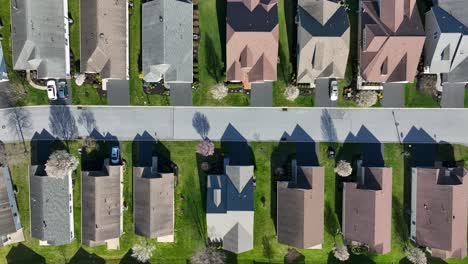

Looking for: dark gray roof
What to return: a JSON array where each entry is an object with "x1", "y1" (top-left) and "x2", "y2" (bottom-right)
[
  {"x1": 227, "y1": 1, "x2": 278, "y2": 32},
  {"x1": 29, "y1": 165, "x2": 73, "y2": 246},
  {"x1": 0, "y1": 167, "x2": 21, "y2": 238},
  {"x1": 10, "y1": 0, "x2": 69, "y2": 79},
  {"x1": 437, "y1": 0, "x2": 468, "y2": 26},
  {"x1": 142, "y1": 0, "x2": 193, "y2": 83},
  {"x1": 432, "y1": 6, "x2": 468, "y2": 34},
  {"x1": 81, "y1": 160, "x2": 122, "y2": 246},
  {"x1": 133, "y1": 157, "x2": 174, "y2": 239}
]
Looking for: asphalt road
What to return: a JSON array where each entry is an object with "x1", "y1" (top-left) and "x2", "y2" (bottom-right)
[{"x1": 1, "y1": 106, "x2": 468, "y2": 144}]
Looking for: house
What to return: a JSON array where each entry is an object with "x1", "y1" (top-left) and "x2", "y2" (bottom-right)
[
  {"x1": 342, "y1": 166, "x2": 392, "y2": 254},
  {"x1": 226, "y1": 0, "x2": 279, "y2": 89},
  {"x1": 296, "y1": 0, "x2": 350, "y2": 86},
  {"x1": 277, "y1": 160, "x2": 324, "y2": 249},
  {"x1": 82, "y1": 159, "x2": 123, "y2": 249},
  {"x1": 133, "y1": 157, "x2": 174, "y2": 242},
  {"x1": 206, "y1": 157, "x2": 254, "y2": 253},
  {"x1": 10, "y1": 0, "x2": 70, "y2": 79},
  {"x1": 360, "y1": 0, "x2": 425, "y2": 83},
  {"x1": 0, "y1": 40, "x2": 7, "y2": 81},
  {"x1": 29, "y1": 165, "x2": 74, "y2": 246},
  {"x1": 80, "y1": 0, "x2": 128, "y2": 81},
  {"x1": 410, "y1": 161, "x2": 468, "y2": 259},
  {"x1": 424, "y1": 2, "x2": 468, "y2": 89},
  {"x1": 142, "y1": 0, "x2": 192, "y2": 84},
  {"x1": 0, "y1": 167, "x2": 24, "y2": 247}
]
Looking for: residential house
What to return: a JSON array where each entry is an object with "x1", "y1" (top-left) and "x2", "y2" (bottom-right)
[
  {"x1": 277, "y1": 160, "x2": 324, "y2": 249},
  {"x1": 29, "y1": 164, "x2": 74, "y2": 246},
  {"x1": 410, "y1": 161, "x2": 468, "y2": 259},
  {"x1": 82, "y1": 159, "x2": 123, "y2": 249},
  {"x1": 0, "y1": 167, "x2": 24, "y2": 247},
  {"x1": 226, "y1": 0, "x2": 279, "y2": 89},
  {"x1": 10, "y1": 0, "x2": 70, "y2": 79},
  {"x1": 133, "y1": 157, "x2": 174, "y2": 242},
  {"x1": 296, "y1": 0, "x2": 350, "y2": 86},
  {"x1": 424, "y1": 2, "x2": 468, "y2": 89},
  {"x1": 206, "y1": 158, "x2": 254, "y2": 253},
  {"x1": 342, "y1": 166, "x2": 392, "y2": 254},
  {"x1": 80, "y1": 0, "x2": 128, "y2": 81},
  {"x1": 360, "y1": 0, "x2": 425, "y2": 83}
]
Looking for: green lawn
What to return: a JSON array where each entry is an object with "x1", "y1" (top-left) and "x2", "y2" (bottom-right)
[
  {"x1": 405, "y1": 83, "x2": 440, "y2": 108},
  {"x1": 464, "y1": 88, "x2": 468, "y2": 108}
]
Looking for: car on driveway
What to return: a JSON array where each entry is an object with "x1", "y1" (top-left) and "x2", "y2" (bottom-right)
[
  {"x1": 111, "y1": 147, "x2": 120, "y2": 165},
  {"x1": 57, "y1": 80, "x2": 68, "y2": 99},
  {"x1": 47, "y1": 80, "x2": 57, "y2": 100},
  {"x1": 330, "y1": 80, "x2": 338, "y2": 101}
]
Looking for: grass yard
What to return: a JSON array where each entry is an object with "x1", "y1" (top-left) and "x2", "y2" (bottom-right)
[
  {"x1": 404, "y1": 83, "x2": 440, "y2": 108},
  {"x1": 464, "y1": 88, "x2": 468, "y2": 108}
]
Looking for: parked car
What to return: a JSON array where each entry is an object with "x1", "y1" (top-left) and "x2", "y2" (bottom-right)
[
  {"x1": 57, "y1": 80, "x2": 68, "y2": 99},
  {"x1": 330, "y1": 80, "x2": 338, "y2": 101},
  {"x1": 47, "y1": 80, "x2": 57, "y2": 100},
  {"x1": 111, "y1": 147, "x2": 120, "y2": 165}
]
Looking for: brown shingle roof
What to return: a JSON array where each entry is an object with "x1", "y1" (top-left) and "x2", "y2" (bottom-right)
[
  {"x1": 411, "y1": 166, "x2": 468, "y2": 259},
  {"x1": 277, "y1": 163, "x2": 324, "y2": 249},
  {"x1": 226, "y1": 0, "x2": 278, "y2": 89},
  {"x1": 343, "y1": 167, "x2": 392, "y2": 254},
  {"x1": 360, "y1": 0, "x2": 425, "y2": 83}
]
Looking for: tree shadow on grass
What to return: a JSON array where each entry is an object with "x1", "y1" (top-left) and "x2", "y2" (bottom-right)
[
  {"x1": 204, "y1": 35, "x2": 223, "y2": 83},
  {"x1": 283, "y1": 0, "x2": 297, "y2": 75},
  {"x1": 392, "y1": 195, "x2": 409, "y2": 246},
  {"x1": 119, "y1": 249, "x2": 140, "y2": 264},
  {"x1": 68, "y1": 247, "x2": 105, "y2": 264},
  {"x1": 6, "y1": 243, "x2": 45, "y2": 264},
  {"x1": 216, "y1": 0, "x2": 226, "y2": 65}
]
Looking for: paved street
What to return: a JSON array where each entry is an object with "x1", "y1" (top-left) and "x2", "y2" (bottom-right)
[{"x1": 1, "y1": 106, "x2": 468, "y2": 144}]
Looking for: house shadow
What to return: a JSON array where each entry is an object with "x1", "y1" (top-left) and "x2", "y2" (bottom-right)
[
  {"x1": 6, "y1": 243, "x2": 45, "y2": 264},
  {"x1": 133, "y1": 131, "x2": 173, "y2": 173},
  {"x1": 119, "y1": 249, "x2": 140, "y2": 264},
  {"x1": 30, "y1": 130, "x2": 67, "y2": 175},
  {"x1": 220, "y1": 124, "x2": 255, "y2": 167},
  {"x1": 68, "y1": 247, "x2": 105, "y2": 264},
  {"x1": 81, "y1": 130, "x2": 118, "y2": 171}
]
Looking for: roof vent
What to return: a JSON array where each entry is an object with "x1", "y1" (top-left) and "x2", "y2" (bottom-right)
[{"x1": 159, "y1": 16, "x2": 163, "y2": 22}]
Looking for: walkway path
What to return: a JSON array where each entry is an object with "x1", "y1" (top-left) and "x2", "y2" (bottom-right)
[{"x1": 0, "y1": 106, "x2": 467, "y2": 144}]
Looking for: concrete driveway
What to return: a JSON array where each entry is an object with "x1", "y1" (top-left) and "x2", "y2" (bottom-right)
[
  {"x1": 0, "y1": 81, "x2": 11, "y2": 108},
  {"x1": 250, "y1": 82, "x2": 273, "y2": 107},
  {"x1": 383, "y1": 83, "x2": 405, "y2": 108},
  {"x1": 441, "y1": 83, "x2": 465, "y2": 108},
  {"x1": 315, "y1": 79, "x2": 336, "y2": 107},
  {"x1": 107, "y1": 80, "x2": 130, "y2": 106}
]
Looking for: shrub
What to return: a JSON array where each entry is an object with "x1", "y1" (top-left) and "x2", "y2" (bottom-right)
[
  {"x1": 334, "y1": 160, "x2": 352, "y2": 177},
  {"x1": 131, "y1": 241, "x2": 156, "y2": 263},
  {"x1": 356, "y1": 91, "x2": 378, "y2": 107},
  {"x1": 211, "y1": 84, "x2": 228, "y2": 100},
  {"x1": 45, "y1": 150, "x2": 79, "y2": 178},
  {"x1": 332, "y1": 244, "x2": 350, "y2": 262},
  {"x1": 190, "y1": 248, "x2": 226, "y2": 264},
  {"x1": 405, "y1": 247, "x2": 427, "y2": 264},
  {"x1": 196, "y1": 140, "x2": 215, "y2": 157},
  {"x1": 284, "y1": 85, "x2": 299, "y2": 101}
]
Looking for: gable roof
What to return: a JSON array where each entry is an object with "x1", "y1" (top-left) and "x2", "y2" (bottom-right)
[
  {"x1": 297, "y1": 0, "x2": 350, "y2": 84},
  {"x1": 0, "y1": 167, "x2": 21, "y2": 239},
  {"x1": 29, "y1": 166, "x2": 73, "y2": 246},
  {"x1": 360, "y1": 0, "x2": 425, "y2": 83},
  {"x1": 10, "y1": 0, "x2": 69, "y2": 79},
  {"x1": 142, "y1": 0, "x2": 193, "y2": 83},
  {"x1": 133, "y1": 157, "x2": 174, "y2": 239},
  {"x1": 226, "y1": 0, "x2": 278, "y2": 87},
  {"x1": 431, "y1": 6, "x2": 468, "y2": 34},
  {"x1": 277, "y1": 163, "x2": 324, "y2": 249},
  {"x1": 80, "y1": 0, "x2": 128, "y2": 79},
  {"x1": 411, "y1": 165, "x2": 468, "y2": 259},
  {"x1": 343, "y1": 167, "x2": 392, "y2": 254},
  {"x1": 81, "y1": 160, "x2": 122, "y2": 246},
  {"x1": 437, "y1": 0, "x2": 468, "y2": 26}
]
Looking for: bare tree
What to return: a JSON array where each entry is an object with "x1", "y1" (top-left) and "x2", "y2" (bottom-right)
[
  {"x1": 332, "y1": 244, "x2": 350, "y2": 262},
  {"x1": 356, "y1": 91, "x2": 378, "y2": 107},
  {"x1": 77, "y1": 108, "x2": 97, "y2": 134},
  {"x1": 45, "y1": 150, "x2": 78, "y2": 178},
  {"x1": 196, "y1": 140, "x2": 215, "y2": 157},
  {"x1": 405, "y1": 247, "x2": 427, "y2": 264},
  {"x1": 190, "y1": 248, "x2": 226, "y2": 264},
  {"x1": 334, "y1": 160, "x2": 352, "y2": 177},
  {"x1": 211, "y1": 84, "x2": 228, "y2": 100},
  {"x1": 7, "y1": 107, "x2": 32, "y2": 153},
  {"x1": 131, "y1": 241, "x2": 156, "y2": 263}
]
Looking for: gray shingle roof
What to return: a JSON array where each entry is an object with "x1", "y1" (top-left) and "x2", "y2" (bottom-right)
[
  {"x1": 0, "y1": 42, "x2": 7, "y2": 81},
  {"x1": 142, "y1": 0, "x2": 193, "y2": 83},
  {"x1": 81, "y1": 160, "x2": 122, "y2": 247},
  {"x1": 10, "y1": 0, "x2": 69, "y2": 79},
  {"x1": 437, "y1": 0, "x2": 468, "y2": 26},
  {"x1": 80, "y1": 0, "x2": 128, "y2": 79},
  {"x1": 0, "y1": 167, "x2": 21, "y2": 239},
  {"x1": 29, "y1": 165, "x2": 73, "y2": 246},
  {"x1": 133, "y1": 157, "x2": 174, "y2": 239}
]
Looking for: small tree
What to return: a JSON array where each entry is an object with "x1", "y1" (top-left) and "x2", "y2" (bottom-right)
[
  {"x1": 190, "y1": 247, "x2": 226, "y2": 264},
  {"x1": 131, "y1": 241, "x2": 156, "y2": 263},
  {"x1": 211, "y1": 84, "x2": 228, "y2": 100},
  {"x1": 334, "y1": 160, "x2": 352, "y2": 177},
  {"x1": 196, "y1": 140, "x2": 215, "y2": 157},
  {"x1": 405, "y1": 247, "x2": 427, "y2": 264},
  {"x1": 45, "y1": 150, "x2": 79, "y2": 178},
  {"x1": 284, "y1": 85, "x2": 299, "y2": 101},
  {"x1": 332, "y1": 244, "x2": 350, "y2": 262},
  {"x1": 356, "y1": 91, "x2": 378, "y2": 107}
]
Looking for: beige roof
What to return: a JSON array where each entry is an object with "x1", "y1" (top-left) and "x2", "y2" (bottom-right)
[
  {"x1": 343, "y1": 167, "x2": 392, "y2": 254},
  {"x1": 80, "y1": 0, "x2": 128, "y2": 79},
  {"x1": 277, "y1": 164, "x2": 324, "y2": 249},
  {"x1": 81, "y1": 159, "x2": 122, "y2": 247}
]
